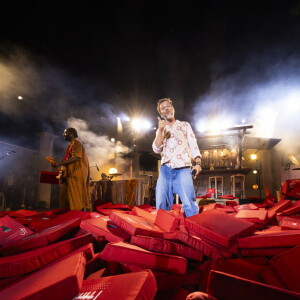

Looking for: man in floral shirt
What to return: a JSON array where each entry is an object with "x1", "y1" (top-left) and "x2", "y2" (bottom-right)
[{"x1": 153, "y1": 98, "x2": 202, "y2": 217}]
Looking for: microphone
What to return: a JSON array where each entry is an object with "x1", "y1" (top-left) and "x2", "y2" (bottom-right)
[
  {"x1": 96, "y1": 164, "x2": 99, "y2": 171},
  {"x1": 192, "y1": 169, "x2": 197, "y2": 177}
]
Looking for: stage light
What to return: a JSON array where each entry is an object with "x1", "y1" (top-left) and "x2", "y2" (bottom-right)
[
  {"x1": 131, "y1": 118, "x2": 152, "y2": 132},
  {"x1": 253, "y1": 170, "x2": 258, "y2": 174},
  {"x1": 250, "y1": 154, "x2": 257, "y2": 160},
  {"x1": 111, "y1": 138, "x2": 115, "y2": 142},
  {"x1": 241, "y1": 119, "x2": 246, "y2": 123},
  {"x1": 109, "y1": 153, "x2": 115, "y2": 159},
  {"x1": 109, "y1": 168, "x2": 118, "y2": 174},
  {"x1": 253, "y1": 184, "x2": 259, "y2": 190},
  {"x1": 18, "y1": 96, "x2": 23, "y2": 100}
]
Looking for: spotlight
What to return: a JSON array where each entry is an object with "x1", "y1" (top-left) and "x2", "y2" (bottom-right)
[
  {"x1": 111, "y1": 138, "x2": 115, "y2": 142},
  {"x1": 109, "y1": 168, "x2": 118, "y2": 174},
  {"x1": 253, "y1": 170, "x2": 258, "y2": 174},
  {"x1": 18, "y1": 96, "x2": 23, "y2": 100},
  {"x1": 253, "y1": 184, "x2": 258, "y2": 190},
  {"x1": 250, "y1": 154, "x2": 257, "y2": 160}
]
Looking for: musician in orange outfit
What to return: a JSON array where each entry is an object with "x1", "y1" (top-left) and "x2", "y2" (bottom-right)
[{"x1": 51, "y1": 128, "x2": 90, "y2": 211}]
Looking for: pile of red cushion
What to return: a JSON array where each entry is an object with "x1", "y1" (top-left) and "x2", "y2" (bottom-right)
[{"x1": 0, "y1": 198, "x2": 300, "y2": 300}]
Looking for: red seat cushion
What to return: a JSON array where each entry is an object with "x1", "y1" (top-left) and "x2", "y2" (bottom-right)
[
  {"x1": 80, "y1": 215, "x2": 131, "y2": 242},
  {"x1": 131, "y1": 235, "x2": 203, "y2": 261},
  {"x1": 0, "y1": 252, "x2": 86, "y2": 300},
  {"x1": 110, "y1": 211, "x2": 166, "y2": 238},
  {"x1": 185, "y1": 210, "x2": 255, "y2": 248},
  {"x1": 176, "y1": 231, "x2": 225, "y2": 261},
  {"x1": 238, "y1": 230, "x2": 300, "y2": 248},
  {"x1": 207, "y1": 270, "x2": 300, "y2": 300},
  {"x1": 9, "y1": 210, "x2": 38, "y2": 218},
  {"x1": 75, "y1": 270, "x2": 156, "y2": 300},
  {"x1": 280, "y1": 216, "x2": 300, "y2": 230},
  {"x1": 99, "y1": 241, "x2": 187, "y2": 274},
  {"x1": 0, "y1": 218, "x2": 81, "y2": 256},
  {"x1": 269, "y1": 245, "x2": 300, "y2": 293},
  {"x1": 154, "y1": 209, "x2": 179, "y2": 232},
  {"x1": 281, "y1": 200, "x2": 300, "y2": 215},
  {"x1": 240, "y1": 247, "x2": 292, "y2": 257},
  {"x1": 132, "y1": 206, "x2": 156, "y2": 224},
  {"x1": 0, "y1": 216, "x2": 34, "y2": 246},
  {"x1": 234, "y1": 203, "x2": 259, "y2": 212},
  {"x1": 0, "y1": 234, "x2": 94, "y2": 278},
  {"x1": 267, "y1": 200, "x2": 292, "y2": 221},
  {"x1": 235, "y1": 209, "x2": 267, "y2": 224}
]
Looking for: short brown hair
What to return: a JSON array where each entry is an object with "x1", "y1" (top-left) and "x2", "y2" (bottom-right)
[{"x1": 157, "y1": 98, "x2": 174, "y2": 115}]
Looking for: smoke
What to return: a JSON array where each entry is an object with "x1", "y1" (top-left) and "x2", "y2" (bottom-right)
[
  {"x1": 193, "y1": 53, "x2": 300, "y2": 159},
  {"x1": 67, "y1": 117, "x2": 130, "y2": 172}
]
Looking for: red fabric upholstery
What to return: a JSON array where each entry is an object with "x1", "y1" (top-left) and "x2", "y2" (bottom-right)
[
  {"x1": 282, "y1": 200, "x2": 300, "y2": 215},
  {"x1": 197, "y1": 188, "x2": 215, "y2": 199},
  {"x1": 234, "y1": 203, "x2": 259, "y2": 212},
  {"x1": 110, "y1": 211, "x2": 166, "y2": 238},
  {"x1": 76, "y1": 270, "x2": 156, "y2": 300},
  {"x1": 185, "y1": 210, "x2": 255, "y2": 248},
  {"x1": 96, "y1": 208, "x2": 130, "y2": 216},
  {"x1": 99, "y1": 241, "x2": 187, "y2": 274},
  {"x1": 226, "y1": 200, "x2": 238, "y2": 207},
  {"x1": 0, "y1": 216, "x2": 33, "y2": 246},
  {"x1": 132, "y1": 206, "x2": 156, "y2": 223},
  {"x1": 33, "y1": 210, "x2": 90, "y2": 231},
  {"x1": 235, "y1": 209, "x2": 267, "y2": 224},
  {"x1": 280, "y1": 216, "x2": 300, "y2": 230},
  {"x1": 9, "y1": 209, "x2": 38, "y2": 218},
  {"x1": 0, "y1": 234, "x2": 94, "y2": 278},
  {"x1": 238, "y1": 230, "x2": 300, "y2": 248},
  {"x1": 281, "y1": 179, "x2": 300, "y2": 200},
  {"x1": 269, "y1": 245, "x2": 300, "y2": 293},
  {"x1": 176, "y1": 231, "x2": 225, "y2": 261},
  {"x1": 80, "y1": 215, "x2": 131, "y2": 242},
  {"x1": 120, "y1": 263, "x2": 202, "y2": 291},
  {"x1": 0, "y1": 252, "x2": 86, "y2": 300},
  {"x1": 207, "y1": 270, "x2": 300, "y2": 300},
  {"x1": 131, "y1": 235, "x2": 203, "y2": 261},
  {"x1": 260, "y1": 266, "x2": 286, "y2": 289},
  {"x1": 267, "y1": 199, "x2": 292, "y2": 221},
  {"x1": 0, "y1": 218, "x2": 81, "y2": 256},
  {"x1": 100, "y1": 203, "x2": 133, "y2": 210},
  {"x1": 154, "y1": 209, "x2": 179, "y2": 232},
  {"x1": 240, "y1": 247, "x2": 291, "y2": 257}
]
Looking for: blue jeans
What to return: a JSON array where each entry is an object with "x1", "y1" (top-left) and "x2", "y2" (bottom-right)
[{"x1": 156, "y1": 164, "x2": 199, "y2": 217}]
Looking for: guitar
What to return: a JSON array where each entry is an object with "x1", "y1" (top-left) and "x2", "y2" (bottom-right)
[{"x1": 46, "y1": 157, "x2": 67, "y2": 183}]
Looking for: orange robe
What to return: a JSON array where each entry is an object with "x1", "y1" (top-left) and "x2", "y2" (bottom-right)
[{"x1": 59, "y1": 138, "x2": 90, "y2": 210}]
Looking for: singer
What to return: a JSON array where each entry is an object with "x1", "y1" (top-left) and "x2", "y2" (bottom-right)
[
  {"x1": 153, "y1": 98, "x2": 202, "y2": 217},
  {"x1": 51, "y1": 128, "x2": 90, "y2": 211}
]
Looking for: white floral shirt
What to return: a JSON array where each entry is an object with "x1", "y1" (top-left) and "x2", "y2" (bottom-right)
[{"x1": 152, "y1": 120, "x2": 201, "y2": 168}]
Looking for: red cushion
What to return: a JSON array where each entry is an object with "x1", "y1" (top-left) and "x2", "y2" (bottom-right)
[
  {"x1": 226, "y1": 201, "x2": 238, "y2": 207},
  {"x1": 132, "y1": 206, "x2": 156, "y2": 223},
  {"x1": 100, "y1": 203, "x2": 133, "y2": 210},
  {"x1": 0, "y1": 216, "x2": 34, "y2": 247},
  {"x1": 280, "y1": 216, "x2": 300, "y2": 230},
  {"x1": 75, "y1": 270, "x2": 156, "y2": 300},
  {"x1": 267, "y1": 200, "x2": 292, "y2": 221},
  {"x1": 99, "y1": 241, "x2": 187, "y2": 274},
  {"x1": 34, "y1": 210, "x2": 90, "y2": 231},
  {"x1": 240, "y1": 247, "x2": 292, "y2": 257},
  {"x1": 131, "y1": 235, "x2": 203, "y2": 261},
  {"x1": 238, "y1": 230, "x2": 300, "y2": 248},
  {"x1": 97, "y1": 208, "x2": 130, "y2": 216},
  {"x1": 9, "y1": 210, "x2": 38, "y2": 218},
  {"x1": 235, "y1": 209, "x2": 267, "y2": 224},
  {"x1": 185, "y1": 210, "x2": 255, "y2": 248},
  {"x1": 0, "y1": 234, "x2": 94, "y2": 278},
  {"x1": 207, "y1": 270, "x2": 300, "y2": 300},
  {"x1": 110, "y1": 211, "x2": 166, "y2": 238},
  {"x1": 234, "y1": 203, "x2": 259, "y2": 212},
  {"x1": 155, "y1": 209, "x2": 179, "y2": 232},
  {"x1": 0, "y1": 218, "x2": 81, "y2": 256},
  {"x1": 269, "y1": 245, "x2": 300, "y2": 293},
  {"x1": 0, "y1": 252, "x2": 86, "y2": 300},
  {"x1": 80, "y1": 215, "x2": 131, "y2": 242},
  {"x1": 120, "y1": 263, "x2": 201, "y2": 291},
  {"x1": 260, "y1": 266, "x2": 286, "y2": 289},
  {"x1": 282, "y1": 201, "x2": 300, "y2": 215},
  {"x1": 176, "y1": 231, "x2": 225, "y2": 261}
]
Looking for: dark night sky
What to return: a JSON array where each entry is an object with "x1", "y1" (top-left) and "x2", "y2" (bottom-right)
[{"x1": 1, "y1": 0, "x2": 300, "y2": 154}]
